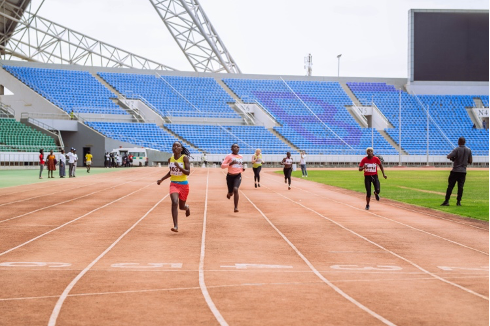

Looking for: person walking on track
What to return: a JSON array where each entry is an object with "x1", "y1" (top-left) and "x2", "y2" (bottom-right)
[
  {"x1": 281, "y1": 151, "x2": 293, "y2": 190},
  {"x1": 359, "y1": 147, "x2": 387, "y2": 210},
  {"x1": 157, "y1": 142, "x2": 191, "y2": 232},
  {"x1": 46, "y1": 150, "x2": 57, "y2": 178},
  {"x1": 300, "y1": 151, "x2": 308, "y2": 177},
  {"x1": 85, "y1": 150, "x2": 93, "y2": 173},
  {"x1": 441, "y1": 137, "x2": 472, "y2": 207},
  {"x1": 221, "y1": 143, "x2": 245, "y2": 212},
  {"x1": 252, "y1": 148, "x2": 264, "y2": 188}
]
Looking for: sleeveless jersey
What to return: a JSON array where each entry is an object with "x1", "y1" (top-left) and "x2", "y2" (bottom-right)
[
  {"x1": 252, "y1": 154, "x2": 263, "y2": 168},
  {"x1": 284, "y1": 158, "x2": 293, "y2": 165},
  {"x1": 169, "y1": 155, "x2": 187, "y2": 182}
]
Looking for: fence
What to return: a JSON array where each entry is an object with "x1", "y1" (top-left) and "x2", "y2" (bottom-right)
[{"x1": 0, "y1": 152, "x2": 42, "y2": 169}]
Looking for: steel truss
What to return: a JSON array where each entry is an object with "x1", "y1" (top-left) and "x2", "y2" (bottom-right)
[
  {"x1": 0, "y1": 2, "x2": 176, "y2": 70},
  {"x1": 150, "y1": 0, "x2": 241, "y2": 73}
]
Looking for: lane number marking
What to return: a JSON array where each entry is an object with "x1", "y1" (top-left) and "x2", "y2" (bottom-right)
[
  {"x1": 438, "y1": 266, "x2": 489, "y2": 271},
  {"x1": 0, "y1": 262, "x2": 71, "y2": 268},
  {"x1": 220, "y1": 263, "x2": 293, "y2": 269},
  {"x1": 330, "y1": 265, "x2": 402, "y2": 271},
  {"x1": 111, "y1": 263, "x2": 183, "y2": 269}
]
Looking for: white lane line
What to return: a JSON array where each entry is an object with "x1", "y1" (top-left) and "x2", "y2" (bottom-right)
[
  {"x1": 3, "y1": 275, "x2": 489, "y2": 302},
  {"x1": 240, "y1": 191, "x2": 397, "y2": 326},
  {"x1": 0, "y1": 184, "x2": 96, "y2": 207},
  {"x1": 273, "y1": 190, "x2": 489, "y2": 301},
  {"x1": 199, "y1": 168, "x2": 229, "y2": 326},
  {"x1": 0, "y1": 183, "x2": 153, "y2": 257},
  {"x1": 262, "y1": 174, "x2": 488, "y2": 255},
  {"x1": 47, "y1": 192, "x2": 170, "y2": 326},
  {"x1": 0, "y1": 170, "x2": 135, "y2": 207},
  {"x1": 0, "y1": 171, "x2": 160, "y2": 224},
  {"x1": 0, "y1": 168, "x2": 132, "y2": 195}
]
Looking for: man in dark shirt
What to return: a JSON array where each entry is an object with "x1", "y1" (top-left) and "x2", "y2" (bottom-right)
[{"x1": 441, "y1": 137, "x2": 472, "y2": 207}]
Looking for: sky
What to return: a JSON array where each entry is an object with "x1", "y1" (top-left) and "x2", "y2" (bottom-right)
[{"x1": 29, "y1": 0, "x2": 489, "y2": 78}]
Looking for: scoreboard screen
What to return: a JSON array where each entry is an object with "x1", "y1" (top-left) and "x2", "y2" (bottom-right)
[{"x1": 410, "y1": 10, "x2": 489, "y2": 82}]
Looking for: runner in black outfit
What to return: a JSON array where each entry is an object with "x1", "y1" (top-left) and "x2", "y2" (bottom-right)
[{"x1": 281, "y1": 152, "x2": 293, "y2": 190}]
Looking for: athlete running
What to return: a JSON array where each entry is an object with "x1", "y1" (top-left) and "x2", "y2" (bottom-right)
[
  {"x1": 359, "y1": 147, "x2": 387, "y2": 210},
  {"x1": 221, "y1": 143, "x2": 245, "y2": 212},
  {"x1": 157, "y1": 142, "x2": 191, "y2": 232},
  {"x1": 252, "y1": 148, "x2": 264, "y2": 188},
  {"x1": 281, "y1": 151, "x2": 293, "y2": 190}
]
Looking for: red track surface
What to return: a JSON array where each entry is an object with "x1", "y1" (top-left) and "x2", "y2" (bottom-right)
[{"x1": 0, "y1": 167, "x2": 488, "y2": 325}]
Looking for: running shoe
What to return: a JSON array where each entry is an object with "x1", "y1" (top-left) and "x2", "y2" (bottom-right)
[
  {"x1": 255, "y1": 183, "x2": 257, "y2": 188},
  {"x1": 375, "y1": 193, "x2": 380, "y2": 201},
  {"x1": 456, "y1": 201, "x2": 461, "y2": 206},
  {"x1": 365, "y1": 205, "x2": 370, "y2": 210},
  {"x1": 440, "y1": 201, "x2": 449, "y2": 206}
]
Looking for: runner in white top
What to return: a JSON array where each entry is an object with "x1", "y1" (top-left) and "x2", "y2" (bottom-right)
[{"x1": 281, "y1": 152, "x2": 294, "y2": 190}]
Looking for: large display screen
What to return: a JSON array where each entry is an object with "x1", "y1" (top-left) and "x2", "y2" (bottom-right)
[{"x1": 412, "y1": 11, "x2": 489, "y2": 82}]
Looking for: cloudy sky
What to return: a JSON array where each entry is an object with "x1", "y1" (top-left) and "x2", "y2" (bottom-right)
[{"x1": 30, "y1": 0, "x2": 488, "y2": 78}]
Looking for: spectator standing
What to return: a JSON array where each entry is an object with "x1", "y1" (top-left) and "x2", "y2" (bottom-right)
[
  {"x1": 67, "y1": 148, "x2": 77, "y2": 177},
  {"x1": 441, "y1": 137, "x2": 473, "y2": 207},
  {"x1": 110, "y1": 152, "x2": 115, "y2": 168},
  {"x1": 117, "y1": 153, "x2": 122, "y2": 167},
  {"x1": 58, "y1": 149, "x2": 66, "y2": 178},
  {"x1": 300, "y1": 151, "x2": 308, "y2": 177},
  {"x1": 105, "y1": 152, "x2": 110, "y2": 168},
  {"x1": 46, "y1": 150, "x2": 57, "y2": 178},
  {"x1": 39, "y1": 149, "x2": 45, "y2": 179}
]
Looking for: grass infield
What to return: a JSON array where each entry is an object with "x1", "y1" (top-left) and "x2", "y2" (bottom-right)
[
  {"x1": 284, "y1": 169, "x2": 489, "y2": 221},
  {"x1": 0, "y1": 167, "x2": 120, "y2": 188}
]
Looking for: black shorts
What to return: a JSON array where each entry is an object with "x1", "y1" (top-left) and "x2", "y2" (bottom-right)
[
  {"x1": 226, "y1": 173, "x2": 242, "y2": 193},
  {"x1": 364, "y1": 174, "x2": 380, "y2": 197}
]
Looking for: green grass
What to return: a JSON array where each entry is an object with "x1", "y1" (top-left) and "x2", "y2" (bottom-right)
[
  {"x1": 280, "y1": 169, "x2": 489, "y2": 221},
  {"x1": 0, "y1": 168, "x2": 120, "y2": 188}
]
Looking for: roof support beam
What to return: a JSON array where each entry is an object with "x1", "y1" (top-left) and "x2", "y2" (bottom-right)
[{"x1": 149, "y1": 0, "x2": 241, "y2": 73}]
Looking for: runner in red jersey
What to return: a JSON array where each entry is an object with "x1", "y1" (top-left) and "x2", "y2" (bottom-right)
[{"x1": 359, "y1": 147, "x2": 387, "y2": 210}]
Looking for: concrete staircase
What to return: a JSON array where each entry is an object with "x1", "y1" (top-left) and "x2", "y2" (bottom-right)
[
  {"x1": 378, "y1": 129, "x2": 408, "y2": 155},
  {"x1": 269, "y1": 128, "x2": 300, "y2": 152},
  {"x1": 161, "y1": 125, "x2": 201, "y2": 153},
  {"x1": 340, "y1": 83, "x2": 361, "y2": 106}
]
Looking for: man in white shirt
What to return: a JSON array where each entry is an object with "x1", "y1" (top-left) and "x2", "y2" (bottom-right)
[
  {"x1": 58, "y1": 149, "x2": 67, "y2": 178},
  {"x1": 67, "y1": 148, "x2": 78, "y2": 177}
]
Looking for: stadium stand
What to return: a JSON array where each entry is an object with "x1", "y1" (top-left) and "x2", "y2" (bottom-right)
[
  {"x1": 84, "y1": 121, "x2": 200, "y2": 154},
  {"x1": 222, "y1": 78, "x2": 398, "y2": 154},
  {"x1": 347, "y1": 82, "x2": 489, "y2": 155},
  {"x1": 0, "y1": 118, "x2": 58, "y2": 152},
  {"x1": 3, "y1": 66, "x2": 127, "y2": 115},
  {"x1": 97, "y1": 73, "x2": 240, "y2": 119},
  {"x1": 164, "y1": 124, "x2": 296, "y2": 155}
]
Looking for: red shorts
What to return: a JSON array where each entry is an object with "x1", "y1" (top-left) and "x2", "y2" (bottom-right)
[{"x1": 169, "y1": 182, "x2": 189, "y2": 201}]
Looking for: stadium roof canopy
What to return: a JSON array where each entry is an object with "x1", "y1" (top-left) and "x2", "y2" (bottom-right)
[{"x1": 0, "y1": 0, "x2": 30, "y2": 54}]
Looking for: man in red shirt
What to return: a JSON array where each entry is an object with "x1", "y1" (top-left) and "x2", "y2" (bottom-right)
[{"x1": 359, "y1": 147, "x2": 387, "y2": 210}]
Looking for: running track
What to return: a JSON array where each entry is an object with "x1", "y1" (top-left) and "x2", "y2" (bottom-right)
[{"x1": 0, "y1": 167, "x2": 488, "y2": 325}]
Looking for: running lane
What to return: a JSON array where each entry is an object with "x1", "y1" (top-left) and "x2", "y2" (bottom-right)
[{"x1": 239, "y1": 169, "x2": 488, "y2": 325}]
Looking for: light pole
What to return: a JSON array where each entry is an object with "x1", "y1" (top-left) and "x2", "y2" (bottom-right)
[
  {"x1": 426, "y1": 104, "x2": 430, "y2": 166},
  {"x1": 337, "y1": 54, "x2": 342, "y2": 77},
  {"x1": 398, "y1": 88, "x2": 402, "y2": 166}
]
